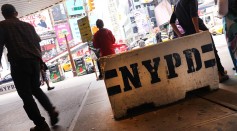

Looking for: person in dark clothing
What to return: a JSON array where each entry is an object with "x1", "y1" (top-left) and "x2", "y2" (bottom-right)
[
  {"x1": 93, "y1": 19, "x2": 116, "y2": 80},
  {"x1": 169, "y1": 0, "x2": 229, "y2": 83},
  {"x1": 0, "y1": 4, "x2": 59, "y2": 131},
  {"x1": 156, "y1": 32, "x2": 162, "y2": 43},
  {"x1": 40, "y1": 61, "x2": 55, "y2": 91},
  {"x1": 170, "y1": 0, "x2": 207, "y2": 36},
  {"x1": 218, "y1": 0, "x2": 237, "y2": 75}
]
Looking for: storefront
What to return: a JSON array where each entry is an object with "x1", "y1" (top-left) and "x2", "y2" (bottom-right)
[{"x1": 1, "y1": 0, "x2": 218, "y2": 73}]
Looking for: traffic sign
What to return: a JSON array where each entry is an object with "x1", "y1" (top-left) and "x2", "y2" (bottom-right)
[
  {"x1": 78, "y1": 16, "x2": 93, "y2": 42},
  {"x1": 73, "y1": 6, "x2": 83, "y2": 11}
]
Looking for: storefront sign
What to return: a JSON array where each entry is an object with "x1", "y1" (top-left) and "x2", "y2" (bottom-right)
[
  {"x1": 66, "y1": 0, "x2": 85, "y2": 16},
  {"x1": 100, "y1": 32, "x2": 219, "y2": 119},
  {"x1": 54, "y1": 23, "x2": 73, "y2": 46},
  {"x1": 20, "y1": 10, "x2": 53, "y2": 35},
  {"x1": 40, "y1": 38, "x2": 57, "y2": 62}
]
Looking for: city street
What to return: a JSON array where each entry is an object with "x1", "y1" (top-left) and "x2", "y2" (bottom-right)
[{"x1": 1, "y1": 35, "x2": 237, "y2": 131}]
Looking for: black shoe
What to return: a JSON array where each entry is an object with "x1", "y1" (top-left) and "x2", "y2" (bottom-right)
[
  {"x1": 49, "y1": 107, "x2": 59, "y2": 126},
  {"x1": 219, "y1": 72, "x2": 229, "y2": 83},
  {"x1": 48, "y1": 87, "x2": 55, "y2": 91},
  {"x1": 97, "y1": 75, "x2": 103, "y2": 80},
  {"x1": 30, "y1": 122, "x2": 50, "y2": 131}
]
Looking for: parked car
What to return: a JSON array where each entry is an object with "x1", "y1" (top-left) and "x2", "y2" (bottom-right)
[
  {"x1": 62, "y1": 60, "x2": 72, "y2": 72},
  {"x1": 210, "y1": 25, "x2": 223, "y2": 35}
]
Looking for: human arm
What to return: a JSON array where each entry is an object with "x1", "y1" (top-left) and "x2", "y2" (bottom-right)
[
  {"x1": 29, "y1": 24, "x2": 42, "y2": 53},
  {"x1": 170, "y1": 12, "x2": 183, "y2": 37},
  {"x1": 217, "y1": 0, "x2": 228, "y2": 17},
  {"x1": 108, "y1": 30, "x2": 116, "y2": 44},
  {"x1": 93, "y1": 33, "x2": 100, "y2": 49},
  {"x1": 189, "y1": 0, "x2": 200, "y2": 33},
  {"x1": 192, "y1": 17, "x2": 200, "y2": 33}
]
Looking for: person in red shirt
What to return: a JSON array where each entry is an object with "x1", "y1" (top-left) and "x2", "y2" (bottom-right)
[
  {"x1": 93, "y1": 19, "x2": 116, "y2": 80},
  {"x1": 93, "y1": 19, "x2": 116, "y2": 56}
]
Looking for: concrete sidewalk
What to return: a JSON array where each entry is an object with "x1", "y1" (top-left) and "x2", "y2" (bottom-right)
[{"x1": 69, "y1": 76, "x2": 237, "y2": 131}]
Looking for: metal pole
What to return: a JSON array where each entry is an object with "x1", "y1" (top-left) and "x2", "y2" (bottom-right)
[
  {"x1": 83, "y1": 0, "x2": 88, "y2": 16},
  {"x1": 65, "y1": 35, "x2": 77, "y2": 77}
]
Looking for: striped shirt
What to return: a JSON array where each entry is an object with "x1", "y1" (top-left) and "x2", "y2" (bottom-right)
[{"x1": 0, "y1": 18, "x2": 41, "y2": 61}]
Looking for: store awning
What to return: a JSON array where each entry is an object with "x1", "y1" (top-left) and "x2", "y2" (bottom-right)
[
  {"x1": 46, "y1": 42, "x2": 87, "y2": 64},
  {"x1": 0, "y1": 0, "x2": 63, "y2": 21}
]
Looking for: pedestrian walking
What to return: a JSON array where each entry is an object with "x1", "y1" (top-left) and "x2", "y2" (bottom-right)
[
  {"x1": 93, "y1": 19, "x2": 116, "y2": 80},
  {"x1": 40, "y1": 61, "x2": 55, "y2": 91},
  {"x1": 169, "y1": 0, "x2": 229, "y2": 83},
  {"x1": 218, "y1": 0, "x2": 237, "y2": 76},
  {"x1": 0, "y1": 4, "x2": 59, "y2": 131}
]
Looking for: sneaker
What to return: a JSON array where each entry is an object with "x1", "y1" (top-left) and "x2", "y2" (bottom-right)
[
  {"x1": 49, "y1": 107, "x2": 59, "y2": 126},
  {"x1": 30, "y1": 122, "x2": 50, "y2": 131},
  {"x1": 47, "y1": 87, "x2": 55, "y2": 91}
]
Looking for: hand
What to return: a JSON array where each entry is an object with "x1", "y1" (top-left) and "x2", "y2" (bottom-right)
[{"x1": 178, "y1": 34, "x2": 183, "y2": 37}]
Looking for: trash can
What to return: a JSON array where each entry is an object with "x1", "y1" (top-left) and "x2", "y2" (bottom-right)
[
  {"x1": 74, "y1": 57, "x2": 87, "y2": 76},
  {"x1": 48, "y1": 63, "x2": 65, "y2": 83}
]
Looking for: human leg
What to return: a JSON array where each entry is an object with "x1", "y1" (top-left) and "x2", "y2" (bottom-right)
[
  {"x1": 30, "y1": 60, "x2": 58, "y2": 125},
  {"x1": 10, "y1": 59, "x2": 47, "y2": 126},
  {"x1": 97, "y1": 60, "x2": 103, "y2": 79},
  {"x1": 42, "y1": 70, "x2": 54, "y2": 90},
  {"x1": 210, "y1": 35, "x2": 229, "y2": 82},
  {"x1": 46, "y1": 80, "x2": 55, "y2": 90},
  {"x1": 228, "y1": 46, "x2": 237, "y2": 72}
]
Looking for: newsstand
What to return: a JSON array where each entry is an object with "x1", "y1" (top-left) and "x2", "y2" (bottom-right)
[
  {"x1": 48, "y1": 63, "x2": 65, "y2": 83},
  {"x1": 74, "y1": 57, "x2": 87, "y2": 76}
]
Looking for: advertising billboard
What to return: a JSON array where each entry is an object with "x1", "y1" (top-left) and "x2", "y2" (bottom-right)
[
  {"x1": 69, "y1": 18, "x2": 82, "y2": 44},
  {"x1": 154, "y1": 0, "x2": 172, "y2": 26},
  {"x1": 54, "y1": 23, "x2": 73, "y2": 46},
  {"x1": 40, "y1": 38, "x2": 57, "y2": 61},
  {"x1": 51, "y1": 3, "x2": 67, "y2": 22},
  {"x1": 133, "y1": 8, "x2": 150, "y2": 34},
  {"x1": 66, "y1": 0, "x2": 85, "y2": 16},
  {"x1": 20, "y1": 10, "x2": 53, "y2": 35}
]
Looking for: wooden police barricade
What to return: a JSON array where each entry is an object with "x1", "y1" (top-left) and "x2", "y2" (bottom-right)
[{"x1": 100, "y1": 31, "x2": 219, "y2": 119}]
